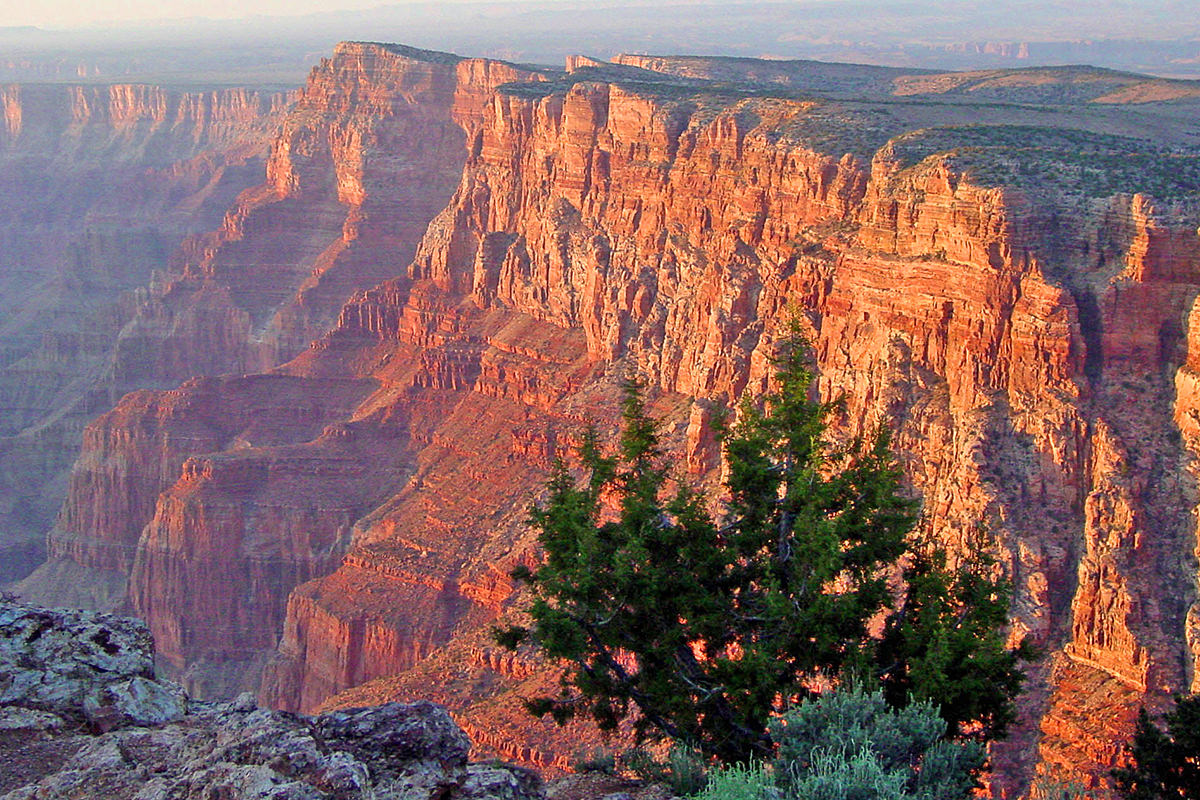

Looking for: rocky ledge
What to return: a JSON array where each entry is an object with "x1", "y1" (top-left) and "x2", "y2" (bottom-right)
[{"x1": 0, "y1": 599, "x2": 543, "y2": 800}]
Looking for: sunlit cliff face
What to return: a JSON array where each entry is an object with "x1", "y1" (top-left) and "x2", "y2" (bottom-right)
[{"x1": 9, "y1": 40, "x2": 1200, "y2": 797}]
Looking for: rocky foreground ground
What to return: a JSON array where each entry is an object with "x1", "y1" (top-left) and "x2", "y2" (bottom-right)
[{"x1": 0, "y1": 599, "x2": 560, "y2": 800}]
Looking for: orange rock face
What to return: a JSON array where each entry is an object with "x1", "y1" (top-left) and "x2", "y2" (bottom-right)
[
  {"x1": 111, "y1": 44, "x2": 547, "y2": 389},
  {"x1": 22, "y1": 44, "x2": 1200, "y2": 797}
]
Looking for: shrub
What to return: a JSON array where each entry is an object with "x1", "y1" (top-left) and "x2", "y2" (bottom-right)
[
  {"x1": 621, "y1": 743, "x2": 709, "y2": 796},
  {"x1": 693, "y1": 761, "x2": 777, "y2": 800},
  {"x1": 695, "y1": 687, "x2": 984, "y2": 800},
  {"x1": 772, "y1": 686, "x2": 985, "y2": 800}
]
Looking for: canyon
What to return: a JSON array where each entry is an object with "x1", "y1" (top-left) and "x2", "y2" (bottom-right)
[
  {"x1": 5, "y1": 41, "x2": 1200, "y2": 797},
  {"x1": 0, "y1": 79, "x2": 293, "y2": 585}
]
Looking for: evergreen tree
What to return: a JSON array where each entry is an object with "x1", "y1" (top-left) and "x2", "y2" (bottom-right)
[
  {"x1": 1113, "y1": 695, "x2": 1200, "y2": 800},
  {"x1": 876, "y1": 534, "x2": 1034, "y2": 740},
  {"x1": 497, "y1": 337, "x2": 1027, "y2": 762}
]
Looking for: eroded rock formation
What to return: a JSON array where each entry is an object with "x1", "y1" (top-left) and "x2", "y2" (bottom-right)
[
  {"x1": 0, "y1": 81, "x2": 292, "y2": 584},
  {"x1": 20, "y1": 44, "x2": 553, "y2": 694},
  {"x1": 20, "y1": 43, "x2": 1200, "y2": 795}
]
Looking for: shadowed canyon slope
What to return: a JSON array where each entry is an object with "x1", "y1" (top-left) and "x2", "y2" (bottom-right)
[
  {"x1": 16, "y1": 43, "x2": 1200, "y2": 796},
  {"x1": 0, "y1": 81, "x2": 294, "y2": 584}
]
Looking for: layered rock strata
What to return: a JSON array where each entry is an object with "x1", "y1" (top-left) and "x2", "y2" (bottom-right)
[
  {"x1": 24, "y1": 44, "x2": 1200, "y2": 796},
  {"x1": 266, "y1": 68, "x2": 1200, "y2": 795},
  {"x1": 21, "y1": 44, "x2": 552, "y2": 692},
  {"x1": 109, "y1": 43, "x2": 549, "y2": 390},
  {"x1": 0, "y1": 81, "x2": 292, "y2": 584}
]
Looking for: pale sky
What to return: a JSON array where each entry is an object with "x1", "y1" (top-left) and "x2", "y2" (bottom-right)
[
  {"x1": 0, "y1": 0, "x2": 774, "y2": 30},
  {"x1": 0, "y1": 0, "x2": 431, "y2": 28}
]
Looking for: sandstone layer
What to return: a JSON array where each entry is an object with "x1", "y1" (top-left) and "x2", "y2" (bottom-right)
[{"x1": 24, "y1": 44, "x2": 1200, "y2": 796}]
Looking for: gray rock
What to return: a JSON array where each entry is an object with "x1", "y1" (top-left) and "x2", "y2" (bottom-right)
[
  {"x1": 0, "y1": 707, "x2": 65, "y2": 731},
  {"x1": 0, "y1": 602, "x2": 158, "y2": 722},
  {"x1": 317, "y1": 701, "x2": 472, "y2": 800},
  {"x1": 0, "y1": 701, "x2": 542, "y2": 800},
  {"x1": 317, "y1": 700, "x2": 472, "y2": 775},
  {"x1": 83, "y1": 676, "x2": 187, "y2": 732},
  {"x1": 0, "y1": 601, "x2": 543, "y2": 800},
  {"x1": 454, "y1": 763, "x2": 545, "y2": 800},
  {"x1": 230, "y1": 691, "x2": 258, "y2": 712}
]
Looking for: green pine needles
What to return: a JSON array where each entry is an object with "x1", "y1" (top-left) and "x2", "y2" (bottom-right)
[
  {"x1": 1113, "y1": 694, "x2": 1200, "y2": 800},
  {"x1": 496, "y1": 335, "x2": 1028, "y2": 764}
]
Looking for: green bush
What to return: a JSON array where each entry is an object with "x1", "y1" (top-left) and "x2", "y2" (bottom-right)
[
  {"x1": 695, "y1": 687, "x2": 984, "y2": 800},
  {"x1": 785, "y1": 747, "x2": 909, "y2": 800},
  {"x1": 693, "y1": 761, "x2": 778, "y2": 800},
  {"x1": 621, "y1": 743, "x2": 709, "y2": 796}
]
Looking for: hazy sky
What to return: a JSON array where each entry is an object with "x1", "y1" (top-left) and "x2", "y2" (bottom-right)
[
  {"x1": 0, "y1": 0, "x2": 418, "y2": 28},
  {"x1": 0, "y1": 0, "x2": 779, "y2": 29},
  {"x1": 4, "y1": 0, "x2": 1196, "y2": 49}
]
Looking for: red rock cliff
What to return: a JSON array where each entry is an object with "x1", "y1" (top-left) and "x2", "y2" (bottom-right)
[
  {"x1": 112, "y1": 43, "x2": 545, "y2": 388},
  {"x1": 267, "y1": 69, "x2": 1200, "y2": 795},
  {"x1": 20, "y1": 43, "x2": 551, "y2": 692},
  {"x1": 27, "y1": 48, "x2": 1200, "y2": 796}
]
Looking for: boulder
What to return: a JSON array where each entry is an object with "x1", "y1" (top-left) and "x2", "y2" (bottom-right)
[
  {"x1": 0, "y1": 601, "x2": 161, "y2": 725},
  {"x1": 0, "y1": 600, "x2": 545, "y2": 800},
  {"x1": 83, "y1": 676, "x2": 187, "y2": 732}
]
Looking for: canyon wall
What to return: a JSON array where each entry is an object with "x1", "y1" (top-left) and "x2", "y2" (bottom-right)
[
  {"x1": 21, "y1": 44, "x2": 1200, "y2": 795},
  {"x1": 20, "y1": 43, "x2": 553, "y2": 693},
  {"x1": 275, "y1": 74, "x2": 1200, "y2": 794},
  {"x1": 0, "y1": 81, "x2": 292, "y2": 584},
  {"x1": 267, "y1": 71, "x2": 1200, "y2": 793},
  {"x1": 107, "y1": 43, "x2": 547, "y2": 394}
]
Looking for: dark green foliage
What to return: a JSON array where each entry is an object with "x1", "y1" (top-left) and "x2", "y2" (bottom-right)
[
  {"x1": 1113, "y1": 695, "x2": 1200, "y2": 800},
  {"x1": 498, "y1": 336, "x2": 1027, "y2": 762},
  {"x1": 504, "y1": 382, "x2": 769, "y2": 761},
  {"x1": 716, "y1": 342, "x2": 917, "y2": 703},
  {"x1": 876, "y1": 533, "x2": 1036, "y2": 741}
]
